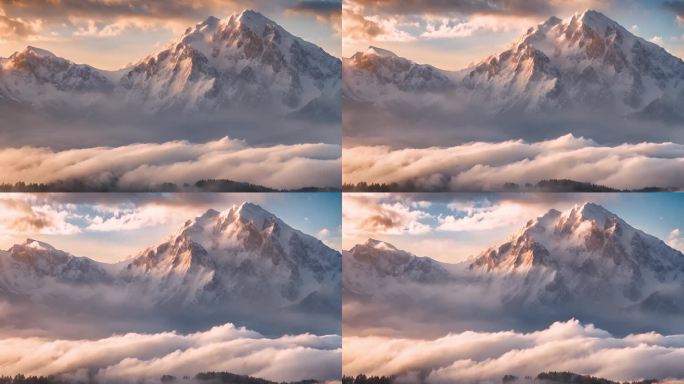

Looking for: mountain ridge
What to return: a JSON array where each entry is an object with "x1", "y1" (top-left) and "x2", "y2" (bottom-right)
[
  {"x1": 343, "y1": 9, "x2": 684, "y2": 119},
  {"x1": 343, "y1": 202, "x2": 684, "y2": 331},
  {"x1": 0, "y1": 9, "x2": 341, "y2": 116},
  {"x1": 0, "y1": 202, "x2": 341, "y2": 312}
]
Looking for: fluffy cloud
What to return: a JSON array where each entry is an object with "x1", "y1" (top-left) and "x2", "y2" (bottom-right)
[
  {"x1": 438, "y1": 199, "x2": 536, "y2": 232},
  {"x1": 343, "y1": 319, "x2": 684, "y2": 382},
  {"x1": 0, "y1": 323, "x2": 341, "y2": 383},
  {"x1": 342, "y1": 0, "x2": 611, "y2": 43},
  {"x1": 343, "y1": 135, "x2": 684, "y2": 191},
  {"x1": 343, "y1": 194, "x2": 433, "y2": 239},
  {"x1": 0, "y1": 195, "x2": 81, "y2": 235},
  {"x1": 668, "y1": 229, "x2": 684, "y2": 253},
  {"x1": 0, "y1": 137, "x2": 341, "y2": 190},
  {"x1": 0, "y1": 1, "x2": 341, "y2": 41}
]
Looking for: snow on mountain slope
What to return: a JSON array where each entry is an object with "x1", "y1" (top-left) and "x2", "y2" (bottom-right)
[
  {"x1": 343, "y1": 238, "x2": 452, "y2": 295},
  {"x1": 0, "y1": 10, "x2": 340, "y2": 115},
  {"x1": 471, "y1": 202, "x2": 684, "y2": 310},
  {"x1": 0, "y1": 46, "x2": 114, "y2": 104},
  {"x1": 120, "y1": 10, "x2": 340, "y2": 113},
  {"x1": 0, "y1": 239, "x2": 111, "y2": 293},
  {"x1": 342, "y1": 46, "x2": 455, "y2": 103},
  {"x1": 345, "y1": 203, "x2": 684, "y2": 319},
  {"x1": 465, "y1": 10, "x2": 684, "y2": 114},
  {"x1": 343, "y1": 10, "x2": 684, "y2": 118},
  {"x1": 122, "y1": 202, "x2": 341, "y2": 307},
  {"x1": 0, "y1": 204, "x2": 340, "y2": 311}
]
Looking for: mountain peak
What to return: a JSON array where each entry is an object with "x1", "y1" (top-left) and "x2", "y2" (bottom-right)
[
  {"x1": 198, "y1": 15, "x2": 220, "y2": 28},
  {"x1": 364, "y1": 239, "x2": 399, "y2": 251},
  {"x1": 21, "y1": 238, "x2": 57, "y2": 251},
  {"x1": 22, "y1": 46, "x2": 57, "y2": 59},
  {"x1": 235, "y1": 9, "x2": 278, "y2": 33},
  {"x1": 570, "y1": 202, "x2": 616, "y2": 225},
  {"x1": 364, "y1": 46, "x2": 398, "y2": 58},
  {"x1": 572, "y1": 8, "x2": 624, "y2": 34}
]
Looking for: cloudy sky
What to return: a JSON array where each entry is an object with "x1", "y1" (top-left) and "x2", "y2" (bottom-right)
[
  {"x1": 343, "y1": 193, "x2": 684, "y2": 263},
  {"x1": 0, "y1": 0, "x2": 341, "y2": 69},
  {"x1": 343, "y1": 0, "x2": 684, "y2": 69},
  {"x1": 0, "y1": 193, "x2": 342, "y2": 262}
]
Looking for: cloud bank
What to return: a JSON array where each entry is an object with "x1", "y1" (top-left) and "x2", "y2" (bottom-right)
[
  {"x1": 343, "y1": 135, "x2": 684, "y2": 191},
  {"x1": 0, "y1": 137, "x2": 341, "y2": 190},
  {"x1": 343, "y1": 319, "x2": 684, "y2": 383},
  {"x1": 0, "y1": 322, "x2": 341, "y2": 383}
]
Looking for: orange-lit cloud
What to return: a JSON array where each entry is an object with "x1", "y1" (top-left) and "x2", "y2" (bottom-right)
[
  {"x1": 344, "y1": 319, "x2": 684, "y2": 382},
  {"x1": 343, "y1": 135, "x2": 684, "y2": 191},
  {"x1": 0, "y1": 322, "x2": 341, "y2": 382},
  {"x1": 0, "y1": 137, "x2": 341, "y2": 190}
]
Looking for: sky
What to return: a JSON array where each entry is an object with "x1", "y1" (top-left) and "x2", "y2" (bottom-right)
[
  {"x1": 0, "y1": 0, "x2": 341, "y2": 69},
  {"x1": 343, "y1": 193, "x2": 684, "y2": 263},
  {"x1": 342, "y1": 0, "x2": 684, "y2": 69},
  {"x1": 0, "y1": 192, "x2": 342, "y2": 262}
]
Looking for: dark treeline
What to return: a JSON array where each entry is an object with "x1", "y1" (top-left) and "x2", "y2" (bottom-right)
[
  {"x1": 0, "y1": 373, "x2": 321, "y2": 384},
  {"x1": 343, "y1": 179, "x2": 674, "y2": 193},
  {"x1": 341, "y1": 372, "x2": 660, "y2": 384},
  {"x1": 536, "y1": 372, "x2": 658, "y2": 384},
  {"x1": 0, "y1": 179, "x2": 340, "y2": 193},
  {"x1": 342, "y1": 375, "x2": 393, "y2": 384}
]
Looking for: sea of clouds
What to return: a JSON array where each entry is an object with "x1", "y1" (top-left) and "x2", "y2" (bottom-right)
[
  {"x1": 343, "y1": 134, "x2": 684, "y2": 190},
  {"x1": 343, "y1": 319, "x2": 684, "y2": 383},
  {"x1": 0, "y1": 322, "x2": 341, "y2": 383}
]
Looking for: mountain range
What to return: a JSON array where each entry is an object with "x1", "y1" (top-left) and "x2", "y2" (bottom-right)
[
  {"x1": 343, "y1": 9, "x2": 684, "y2": 120},
  {"x1": 0, "y1": 203, "x2": 341, "y2": 336},
  {"x1": 0, "y1": 10, "x2": 340, "y2": 116},
  {"x1": 344, "y1": 202, "x2": 684, "y2": 334}
]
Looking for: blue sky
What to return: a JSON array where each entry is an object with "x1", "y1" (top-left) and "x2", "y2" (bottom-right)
[
  {"x1": 0, "y1": 0, "x2": 341, "y2": 69},
  {"x1": 343, "y1": 193, "x2": 684, "y2": 263},
  {"x1": 0, "y1": 193, "x2": 341, "y2": 262},
  {"x1": 343, "y1": 0, "x2": 684, "y2": 69}
]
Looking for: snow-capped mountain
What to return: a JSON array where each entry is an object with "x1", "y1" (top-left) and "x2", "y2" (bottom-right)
[
  {"x1": 343, "y1": 239, "x2": 451, "y2": 295},
  {"x1": 120, "y1": 10, "x2": 340, "y2": 114},
  {"x1": 342, "y1": 46, "x2": 454, "y2": 102},
  {"x1": 0, "y1": 239, "x2": 112, "y2": 293},
  {"x1": 345, "y1": 203, "x2": 684, "y2": 320},
  {"x1": 0, "y1": 46, "x2": 114, "y2": 104},
  {"x1": 343, "y1": 10, "x2": 684, "y2": 118},
  {"x1": 464, "y1": 10, "x2": 684, "y2": 115},
  {"x1": 0, "y1": 10, "x2": 340, "y2": 116},
  {"x1": 0, "y1": 203, "x2": 340, "y2": 312},
  {"x1": 122, "y1": 202, "x2": 341, "y2": 307},
  {"x1": 472, "y1": 203, "x2": 684, "y2": 310}
]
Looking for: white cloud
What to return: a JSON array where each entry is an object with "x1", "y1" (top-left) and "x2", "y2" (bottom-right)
[
  {"x1": 0, "y1": 137, "x2": 341, "y2": 190},
  {"x1": 343, "y1": 135, "x2": 684, "y2": 191},
  {"x1": 318, "y1": 228, "x2": 331, "y2": 238},
  {"x1": 438, "y1": 199, "x2": 535, "y2": 232},
  {"x1": 668, "y1": 229, "x2": 684, "y2": 253},
  {"x1": 421, "y1": 15, "x2": 530, "y2": 39},
  {"x1": 650, "y1": 35, "x2": 664, "y2": 45},
  {"x1": 343, "y1": 194, "x2": 433, "y2": 240},
  {"x1": 343, "y1": 319, "x2": 684, "y2": 382},
  {"x1": 0, "y1": 195, "x2": 81, "y2": 235},
  {"x1": 0, "y1": 323, "x2": 341, "y2": 383}
]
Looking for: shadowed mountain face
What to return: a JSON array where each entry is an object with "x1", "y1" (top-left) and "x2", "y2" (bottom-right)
[
  {"x1": 344, "y1": 203, "x2": 684, "y2": 336},
  {"x1": 0, "y1": 203, "x2": 341, "y2": 337},
  {"x1": 0, "y1": 10, "x2": 341, "y2": 149},
  {"x1": 343, "y1": 10, "x2": 684, "y2": 147}
]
